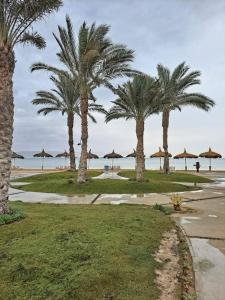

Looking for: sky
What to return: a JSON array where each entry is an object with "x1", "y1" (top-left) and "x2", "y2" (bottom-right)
[{"x1": 13, "y1": 0, "x2": 225, "y2": 156}]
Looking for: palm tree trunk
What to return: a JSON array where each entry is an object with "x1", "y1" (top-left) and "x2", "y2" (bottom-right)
[
  {"x1": 162, "y1": 109, "x2": 170, "y2": 174},
  {"x1": 67, "y1": 112, "x2": 76, "y2": 170},
  {"x1": 77, "y1": 92, "x2": 88, "y2": 183},
  {"x1": 0, "y1": 49, "x2": 15, "y2": 215},
  {"x1": 136, "y1": 119, "x2": 145, "y2": 182}
]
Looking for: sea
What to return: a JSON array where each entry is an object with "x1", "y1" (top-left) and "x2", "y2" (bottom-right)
[{"x1": 12, "y1": 151, "x2": 225, "y2": 171}]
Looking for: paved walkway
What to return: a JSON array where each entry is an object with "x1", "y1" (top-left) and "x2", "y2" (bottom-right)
[{"x1": 174, "y1": 172, "x2": 225, "y2": 300}]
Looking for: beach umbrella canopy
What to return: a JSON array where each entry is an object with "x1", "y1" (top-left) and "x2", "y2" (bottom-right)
[
  {"x1": 11, "y1": 151, "x2": 24, "y2": 167},
  {"x1": 33, "y1": 149, "x2": 53, "y2": 170},
  {"x1": 150, "y1": 147, "x2": 172, "y2": 170},
  {"x1": 174, "y1": 148, "x2": 198, "y2": 171},
  {"x1": 104, "y1": 150, "x2": 123, "y2": 168},
  {"x1": 126, "y1": 149, "x2": 136, "y2": 158},
  {"x1": 34, "y1": 149, "x2": 53, "y2": 158},
  {"x1": 199, "y1": 147, "x2": 222, "y2": 171},
  {"x1": 55, "y1": 150, "x2": 70, "y2": 158},
  {"x1": 87, "y1": 149, "x2": 99, "y2": 159},
  {"x1": 104, "y1": 150, "x2": 123, "y2": 159},
  {"x1": 150, "y1": 147, "x2": 172, "y2": 158},
  {"x1": 12, "y1": 151, "x2": 24, "y2": 159}
]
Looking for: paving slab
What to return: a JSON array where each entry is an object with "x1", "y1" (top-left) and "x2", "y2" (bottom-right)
[
  {"x1": 95, "y1": 193, "x2": 171, "y2": 205},
  {"x1": 9, "y1": 188, "x2": 97, "y2": 205},
  {"x1": 191, "y1": 238, "x2": 225, "y2": 300},
  {"x1": 177, "y1": 198, "x2": 225, "y2": 239},
  {"x1": 92, "y1": 172, "x2": 128, "y2": 180},
  {"x1": 167, "y1": 189, "x2": 225, "y2": 201}
]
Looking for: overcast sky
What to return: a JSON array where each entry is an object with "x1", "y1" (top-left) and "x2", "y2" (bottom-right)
[{"x1": 13, "y1": 0, "x2": 225, "y2": 156}]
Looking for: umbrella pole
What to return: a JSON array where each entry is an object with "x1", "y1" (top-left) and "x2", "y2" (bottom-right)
[
  {"x1": 209, "y1": 158, "x2": 212, "y2": 172},
  {"x1": 112, "y1": 158, "x2": 114, "y2": 170},
  {"x1": 185, "y1": 158, "x2": 187, "y2": 171},
  {"x1": 160, "y1": 157, "x2": 162, "y2": 171},
  {"x1": 42, "y1": 157, "x2": 44, "y2": 170}
]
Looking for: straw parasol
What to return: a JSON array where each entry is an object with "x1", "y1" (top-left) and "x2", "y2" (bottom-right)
[
  {"x1": 126, "y1": 149, "x2": 136, "y2": 158},
  {"x1": 199, "y1": 147, "x2": 222, "y2": 171},
  {"x1": 150, "y1": 147, "x2": 172, "y2": 170},
  {"x1": 33, "y1": 149, "x2": 53, "y2": 170},
  {"x1": 174, "y1": 148, "x2": 198, "y2": 171},
  {"x1": 87, "y1": 149, "x2": 99, "y2": 159},
  {"x1": 11, "y1": 151, "x2": 24, "y2": 167},
  {"x1": 87, "y1": 149, "x2": 99, "y2": 169},
  {"x1": 56, "y1": 150, "x2": 70, "y2": 167},
  {"x1": 104, "y1": 150, "x2": 123, "y2": 169}
]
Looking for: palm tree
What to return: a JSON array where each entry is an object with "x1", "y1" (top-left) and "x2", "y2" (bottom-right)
[
  {"x1": 32, "y1": 73, "x2": 106, "y2": 170},
  {"x1": 106, "y1": 75, "x2": 161, "y2": 182},
  {"x1": 31, "y1": 16, "x2": 139, "y2": 183},
  {"x1": 157, "y1": 62, "x2": 215, "y2": 174},
  {"x1": 0, "y1": 0, "x2": 62, "y2": 215}
]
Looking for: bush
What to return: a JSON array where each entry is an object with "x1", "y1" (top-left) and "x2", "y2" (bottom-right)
[
  {"x1": 152, "y1": 203, "x2": 172, "y2": 215},
  {"x1": 0, "y1": 208, "x2": 25, "y2": 225}
]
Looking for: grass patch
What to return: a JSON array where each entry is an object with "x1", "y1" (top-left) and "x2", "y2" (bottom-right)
[
  {"x1": 119, "y1": 170, "x2": 211, "y2": 183},
  {"x1": 13, "y1": 171, "x2": 194, "y2": 194},
  {"x1": 0, "y1": 202, "x2": 174, "y2": 300},
  {"x1": 0, "y1": 208, "x2": 25, "y2": 225}
]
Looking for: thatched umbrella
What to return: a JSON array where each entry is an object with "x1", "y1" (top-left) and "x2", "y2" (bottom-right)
[
  {"x1": 104, "y1": 150, "x2": 123, "y2": 169},
  {"x1": 199, "y1": 147, "x2": 222, "y2": 171},
  {"x1": 126, "y1": 149, "x2": 136, "y2": 158},
  {"x1": 11, "y1": 151, "x2": 24, "y2": 167},
  {"x1": 87, "y1": 149, "x2": 99, "y2": 169},
  {"x1": 33, "y1": 149, "x2": 53, "y2": 170},
  {"x1": 87, "y1": 149, "x2": 99, "y2": 159},
  {"x1": 174, "y1": 148, "x2": 198, "y2": 171},
  {"x1": 150, "y1": 147, "x2": 172, "y2": 170},
  {"x1": 56, "y1": 150, "x2": 70, "y2": 167}
]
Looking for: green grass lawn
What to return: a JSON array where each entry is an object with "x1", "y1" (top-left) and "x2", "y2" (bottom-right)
[
  {"x1": 0, "y1": 202, "x2": 174, "y2": 300},
  {"x1": 12, "y1": 170, "x2": 205, "y2": 195},
  {"x1": 119, "y1": 170, "x2": 211, "y2": 183}
]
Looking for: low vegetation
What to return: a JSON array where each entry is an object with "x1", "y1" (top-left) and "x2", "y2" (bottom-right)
[
  {"x1": 11, "y1": 170, "x2": 198, "y2": 194},
  {"x1": 119, "y1": 170, "x2": 211, "y2": 183},
  {"x1": 0, "y1": 208, "x2": 25, "y2": 225},
  {"x1": 0, "y1": 202, "x2": 174, "y2": 299}
]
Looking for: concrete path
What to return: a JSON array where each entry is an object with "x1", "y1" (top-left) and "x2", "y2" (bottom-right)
[
  {"x1": 174, "y1": 172, "x2": 225, "y2": 300},
  {"x1": 92, "y1": 172, "x2": 128, "y2": 180}
]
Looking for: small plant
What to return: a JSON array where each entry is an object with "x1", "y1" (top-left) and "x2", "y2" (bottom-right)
[
  {"x1": 68, "y1": 179, "x2": 74, "y2": 184},
  {"x1": 0, "y1": 208, "x2": 25, "y2": 225},
  {"x1": 171, "y1": 193, "x2": 182, "y2": 211},
  {"x1": 153, "y1": 203, "x2": 172, "y2": 215}
]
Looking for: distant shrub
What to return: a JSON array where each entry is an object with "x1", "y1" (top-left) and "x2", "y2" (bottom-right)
[
  {"x1": 152, "y1": 203, "x2": 172, "y2": 215},
  {"x1": 67, "y1": 179, "x2": 74, "y2": 184},
  {"x1": 0, "y1": 209, "x2": 25, "y2": 225}
]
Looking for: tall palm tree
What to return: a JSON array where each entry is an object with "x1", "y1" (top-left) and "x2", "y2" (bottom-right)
[
  {"x1": 32, "y1": 73, "x2": 106, "y2": 170},
  {"x1": 31, "y1": 16, "x2": 139, "y2": 183},
  {"x1": 106, "y1": 75, "x2": 161, "y2": 182},
  {"x1": 157, "y1": 62, "x2": 215, "y2": 174},
  {"x1": 0, "y1": 0, "x2": 62, "y2": 214}
]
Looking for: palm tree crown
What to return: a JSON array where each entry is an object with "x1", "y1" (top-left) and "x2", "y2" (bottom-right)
[
  {"x1": 31, "y1": 15, "x2": 139, "y2": 93},
  {"x1": 0, "y1": 0, "x2": 62, "y2": 51},
  {"x1": 32, "y1": 73, "x2": 106, "y2": 121},
  {"x1": 157, "y1": 62, "x2": 215, "y2": 111},
  {"x1": 106, "y1": 75, "x2": 160, "y2": 122}
]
